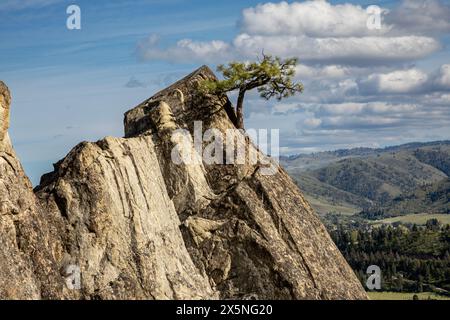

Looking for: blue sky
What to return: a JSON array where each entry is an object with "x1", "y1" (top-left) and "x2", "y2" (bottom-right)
[{"x1": 1, "y1": 0, "x2": 450, "y2": 185}]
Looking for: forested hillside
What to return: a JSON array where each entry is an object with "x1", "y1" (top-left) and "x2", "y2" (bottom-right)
[
  {"x1": 283, "y1": 141, "x2": 450, "y2": 219},
  {"x1": 331, "y1": 221, "x2": 450, "y2": 294}
]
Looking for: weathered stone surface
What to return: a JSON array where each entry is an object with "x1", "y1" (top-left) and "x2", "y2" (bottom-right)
[
  {"x1": 36, "y1": 137, "x2": 216, "y2": 299},
  {"x1": 0, "y1": 67, "x2": 368, "y2": 299},
  {"x1": 0, "y1": 82, "x2": 67, "y2": 299},
  {"x1": 0, "y1": 81, "x2": 10, "y2": 143},
  {"x1": 122, "y1": 66, "x2": 368, "y2": 299}
]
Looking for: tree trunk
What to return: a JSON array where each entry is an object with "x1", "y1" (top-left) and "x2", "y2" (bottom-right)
[{"x1": 236, "y1": 90, "x2": 245, "y2": 129}]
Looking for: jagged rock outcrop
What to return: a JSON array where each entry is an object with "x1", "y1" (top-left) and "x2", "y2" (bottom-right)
[
  {"x1": 0, "y1": 68, "x2": 368, "y2": 300},
  {"x1": 0, "y1": 82, "x2": 67, "y2": 299},
  {"x1": 0, "y1": 82, "x2": 10, "y2": 143},
  {"x1": 35, "y1": 136, "x2": 216, "y2": 299}
]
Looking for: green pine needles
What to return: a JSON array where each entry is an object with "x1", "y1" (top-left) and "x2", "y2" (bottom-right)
[{"x1": 200, "y1": 54, "x2": 304, "y2": 129}]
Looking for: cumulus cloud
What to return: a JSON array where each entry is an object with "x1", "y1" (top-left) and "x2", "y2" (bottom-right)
[
  {"x1": 295, "y1": 65, "x2": 351, "y2": 79},
  {"x1": 437, "y1": 94, "x2": 450, "y2": 103},
  {"x1": 248, "y1": 100, "x2": 435, "y2": 148},
  {"x1": 233, "y1": 33, "x2": 440, "y2": 65},
  {"x1": 273, "y1": 103, "x2": 301, "y2": 114},
  {"x1": 268, "y1": 101, "x2": 419, "y2": 129},
  {"x1": 359, "y1": 69, "x2": 429, "y2": 94},
  {"x1": 137, "y1": 34, "x2": 232, "y2": 63},
  {"x1": 302, "y1": 117, "x2": 323, "y2": 128},
  {"x1": 240, "y1": 0, "x2": 391, "y2": 37},
  {"x1": 435, "y1": 64, "x2": 450, "y2": 88},
  {"x1": 320, "y1": 115, "x2": 401, "y2": 129},
  {"x1": 133, "y1": 1, "x2": 450, "y2": 153},
  {"x1": 285, "y1": 101, "x2": 442, "y2": 138},
  {"x1": 245, "y1": 98, "x2": 450, "y2": 154},
  {"x1": 137, "y1": 34, "x2": 440, "y2": 66},
  {"x1": 387, "y1": 0, "x2": 450, "y2": 35},
  {"x1": 242, "y1": 0, "x2": 450, "y2": 37},
  {"x1": 358, "y1": 65, "x2": 450, "y2": 95},
  {"x1": 137, "y1": 1, "x2": 443, "y2": 66},
  {"x1": 316, "y1": 102, "x2": 417, "y2": 116}
]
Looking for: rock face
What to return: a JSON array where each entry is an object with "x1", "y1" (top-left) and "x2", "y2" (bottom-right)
[
  {"x1": 0, "y1": 68, "x2": 368, "y2": 299},
  {"x1": 0, "y1": 81, "x2": 10, "y2": 143},
  {"x1": 0, "y1": 82, "x2": 67, "y2": 299}
]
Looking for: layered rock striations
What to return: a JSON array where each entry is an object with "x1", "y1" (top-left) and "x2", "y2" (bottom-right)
[{"x1": 0, "y1": 68, "x2": 368, "y2": 299}]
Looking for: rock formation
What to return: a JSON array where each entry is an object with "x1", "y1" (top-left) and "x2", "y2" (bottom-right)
[
  {"x1": 0, "y1": 81, "x2": 10, "y2": 143},
  {"x1": 0, "y1": 68, "x2": 368, "y2": 300},
  {"x1": 0, "y1": 81, "x2": 67, "y2": 299}
]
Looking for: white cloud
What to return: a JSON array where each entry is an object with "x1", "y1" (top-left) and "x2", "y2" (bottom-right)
[
  {"x1": 239, "y1": 0, "x2": 449, "y2": 38},
  {"x1": 358, "y1": 65, "x2": 450, "y2": 94},
  {"x1": 256, "y1": 101, "x2": 420, "y2": 131},
  {"x1": 137, "y1": 35, "x2": 232, "y2": 63},
  {"x1": 137, "y1": 32, "x2": 440, "y2": 66},
  {"x1": 273, "y1": 103, "x2": 300, "y2": 114},
  {"x1": 240, "y1": 0, "x2": 391, "y2": 37},
  {"x1": 132, "y1": 1, "x2": 450, "y2": 154},
  {"x1": 435, "y1": 64, "x2": 450, "y2": 88},
  {"x1": 298, "y1": 102, "x2": 420, "y2": 131},
  {"x1": 439, "y1": 94, "x2": 450, "y2": 103},
  {"x1": 376, "y1": 69, "x2": 429, "y2": 93},
  {"x1": 387, "y1": 0, "x2": 450, "y2": 35},
  {"x1": 317, "y1": 102, "x2": 417, "y2": 116},
  {"x1": 138, "y1": 33, "x2": 438, "y2": 66},
  {"x1": 329, "y1": 79, "x2": 358, "y2": 97},
  {"x1": 303, "y1": 117, "x2": 323, "y2": 128},
  {"x1": 137, "y1": 1, "x2": 443, "y2": 66},
  {"x1": 245, "y1": 99, "x2": 450, "y2": 154},
  {"x1": 360, "y1": 69, "x2": 429, "y2": 94},
  {"x1": 233, "y1": 34, "x2": 440, "y2": 65},
  {"x1": 322, "y1": 115, "x2": 400, "y2": 128},
  {"x1": 295, "y1": 65, "x2": 350, "y2": 79}
]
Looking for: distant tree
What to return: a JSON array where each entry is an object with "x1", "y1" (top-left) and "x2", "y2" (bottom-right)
[
  {"x1": 417, "y1": 276, "x2": 424, "y2": 292},
  {"x1": 200, "y1": 54, "x2": 304, "y2": 129},
  {"x1": 425, "y1": 218, "x2": 441, "y2": 231}
]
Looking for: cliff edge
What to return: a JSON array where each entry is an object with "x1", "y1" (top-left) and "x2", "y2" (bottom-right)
[{"x1": 0, "y1": 68, "x2": 368, "y2": 299}]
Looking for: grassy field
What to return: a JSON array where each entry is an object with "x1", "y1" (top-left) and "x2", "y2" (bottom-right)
[
  {"x1": 305, "y1": 195, "x2": 359, "y2": 216},
  {"x1": 368, "y1": 291, "x2": 450, "y2": 300},
  {"x1": 371, "y1": 213, "x2": 450, "y2": 226}
]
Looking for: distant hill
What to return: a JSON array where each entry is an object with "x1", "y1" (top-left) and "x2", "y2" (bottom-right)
[
  {"x1": 360, "y1": 178, "x2": 450, "y2": 219},
  {"x1": 282, "y1": 141, "x2": 450, "y2": 217}
]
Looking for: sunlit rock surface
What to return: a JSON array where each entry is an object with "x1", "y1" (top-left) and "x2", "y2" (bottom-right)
[{"x1": 0, "y1": 68, "x2": 368, "y2": 299}]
